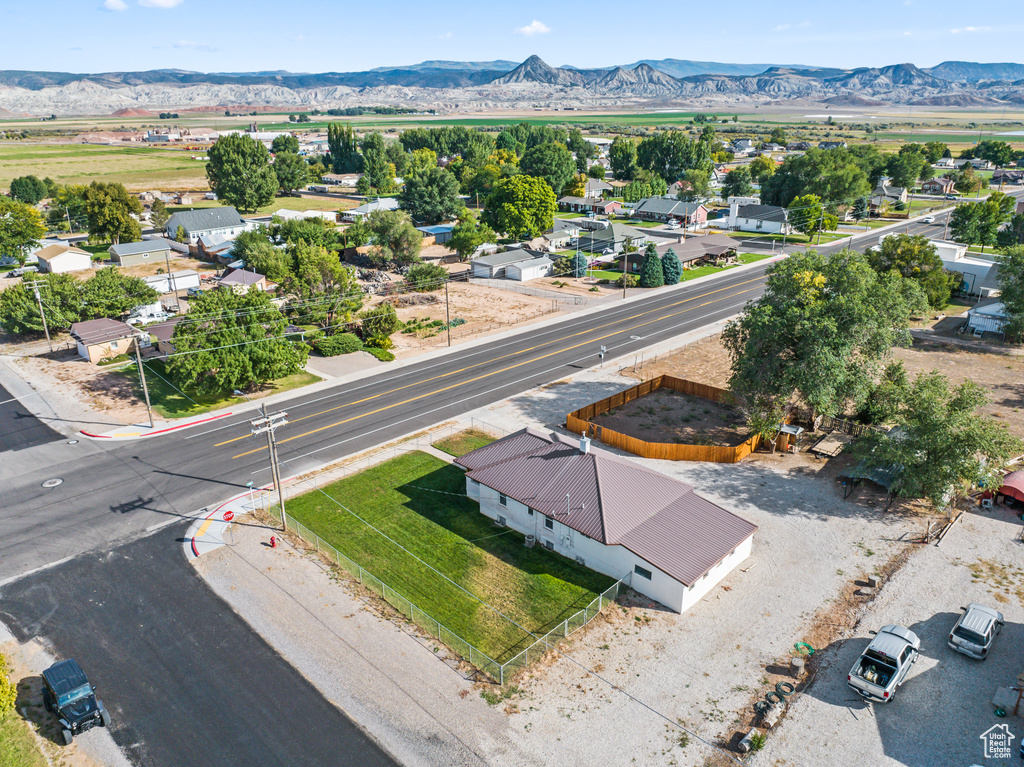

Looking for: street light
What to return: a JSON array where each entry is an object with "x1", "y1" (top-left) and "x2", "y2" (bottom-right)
[{"x1": 233, "y1": 389, "x2": 288, "y2": 530}]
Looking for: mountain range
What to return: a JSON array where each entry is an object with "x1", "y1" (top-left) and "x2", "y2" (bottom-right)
[{"x1": 0, "y1": 56, "x2": 1022, "y2": 116}]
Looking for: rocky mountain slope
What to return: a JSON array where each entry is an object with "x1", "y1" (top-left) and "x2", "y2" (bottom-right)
[{"x1": 0, "y1": 57, "x2": 1022, "y2": 115}]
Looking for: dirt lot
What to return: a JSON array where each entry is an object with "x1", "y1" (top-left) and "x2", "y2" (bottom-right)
[
  {"x1": 591, "y1": 388, "x2": 750, "y2": 447},
  {"x1": 620, "y1": 333, "x2": 733, "y2": 388}
]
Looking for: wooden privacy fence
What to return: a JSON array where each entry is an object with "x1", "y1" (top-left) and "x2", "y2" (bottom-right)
[{"x1": 567, "y1": 375, "x2": 762, "y2": 463}]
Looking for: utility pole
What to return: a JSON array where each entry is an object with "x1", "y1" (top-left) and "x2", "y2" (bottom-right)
[
  {"x1": 165, "y1": 252, "x2": 177, "y2": 310},
  {"x1": 249, "y1": 404, "x2": 289, "y2": 531},
  {"x1": 444, "y1": 279, "x2": 451, "y2": 347},
  {"x1": 32, "y1": 283, "x2": 52, "y2": 353},
  {"x1": 133, "y1": 336, "x2": 154, "y2": 429}
]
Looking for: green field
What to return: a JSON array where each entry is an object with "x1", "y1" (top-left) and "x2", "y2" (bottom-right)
[
  {"x1": 0, "y1": 143, "x2": 208, "y2": 191},
  {"x1": 283, "y1": 451, "x2": 613, "y2": 662},
  {"x1": 117, "y1": 359, "x2": 321, "y2": 419}
]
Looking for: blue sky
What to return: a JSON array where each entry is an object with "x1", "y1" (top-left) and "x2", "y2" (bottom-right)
[{"x1": 3, "y1": 0, "x2": 1022, "y2": 73}]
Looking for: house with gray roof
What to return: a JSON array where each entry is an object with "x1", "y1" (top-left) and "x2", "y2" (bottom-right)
[
  {"x1": 341, "y1": 197, "x2": 401, "y2": 222},
  {"x1": 470, "y1": 248, "x2": 549, "y2": 279},
  {"x1": 108, "y1": 239, "x2": 173, "y2": 267},
  {"x1": 456, "y1": 428, "x2": 757, "y2": 612},
  {"x1": 577, "y1": 222, "x2": 649, "y2": 254},
  {"x1": 632, "y1": 198, "x2": 708, "y2": 226},
  {"x1": 727, "y1": 202, "x2": 790, "y2": 234},
  {"x1": 164, "y1": 207, "x2": 248, "y2": 245}
]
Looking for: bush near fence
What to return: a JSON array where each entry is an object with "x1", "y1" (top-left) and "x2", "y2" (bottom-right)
[{"x1": 567, "y1": 375, "x2": 762, "y2": 463}]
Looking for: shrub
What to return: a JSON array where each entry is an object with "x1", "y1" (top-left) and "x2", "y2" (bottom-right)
[
  {"x1": 618, "y1": 273, "x2": 639, "y2": 288},
  {"x1": 358, "y1": 302, "x2": 400, "y2": 339},
  {"x1": 313, "y1": 333, "x2": 363, "y2": 356},
  {"x1": 364, "y1": 335, "x2": 394, "y2": 350},
  {"x1": 0, "y1": 653, "x2": 16, "y2": 714},
  {"x1": 365, "y1": 347, "x2": 395, "y2": 361},
  {"x1": 404, "y1": 262, "x2": 448, "y2": 292}
]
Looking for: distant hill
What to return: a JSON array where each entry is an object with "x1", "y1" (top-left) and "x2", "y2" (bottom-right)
[
  {"x1": 369, "y1": 60, "x2": 518, "y2": 73},
  {"x1": 624, "y1": 59, "x2": 787, "y2": 78},
  {"x1": 926, "y1": 61, "x2": 1024, "y2": 82}
]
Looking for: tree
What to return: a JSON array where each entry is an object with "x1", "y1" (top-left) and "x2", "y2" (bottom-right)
[
  {"x1": 519, "y1": 142, "x2": 575, "y2": 195},
  {"x1": 851, "y1": 196, "x2": 870, "y2": 221},
  {"x1": 949, "y1": 166, "x2": 982, "y2": 195},
  {"x1": 360, "y1": 132, "x2": 396, "y2": 193},
  {"x1": 168, "y1": 288, "x2": 307, "y2": 394},
  {"x1": 399, "y1": 166, "x2": 461, "y2": 224},
  {"x1": 676, "y1": 169, "x2": 710, "y2": 202},
  {"x1": 355, "y1": 175, "x2": 372, "y2": 195},
  {"x1": 206, "y1": 133, "x2": 277, "y2": 213},
  {"x1": 638, "y1": 243, "x2": 664, "y2": 288},
  {"x1": 233, "y1": 228, "x2": 292, "y2": 283},
  {"x1": 9, "y1": 175, "x2": 47, "y2": 204},
  {"x1": 562, "y1": 173, "x2": 587, "y2": 199},
  {"x1": 661, "y1": 247, "x2": 682, "y2": 285},
  {"x1": 47, "y1": 184, "x2": 88, "y2": 233},
  {"x1": 271, "y1": 134, "x2": 299, "y2": 155},
  {"x1": 636, "y1": 131, "x2": 712, "y2": 180},
  {"x1": 0, "y1": 198, "x2": 46, "y2": 264},
  {"x1": 366, "y1": 209, "x2": 421, "y2": 265},
  {"x1": 174, "y1": 225, "x2": 188, "y2": 243},
  {"x1": 83, "y1": 181, "x2": 142, "y2": 245},
  {"x1": 922, "y1": 141, "x2": 948, "y2": 164},
  {"x1": 997, "y1": 212, "x2": 1024, "y2": 250},
  {"x1": 609, "y1": 136, "x2": 638, "y2": 180},
  {"x1": 749, "y1": 155, "x2": 776, "y2": 185},
  {"x1": 150, "y1": 198, "x2": 170, "y2": 231},
  {"x1": 445, "y1": 209, "x2": 495, "y2": 261},
  {"x1": 78, "y1": 267, "x2": 159, "y2": 320},
  {"x1": 554, "y1": 252, "x2": 587, "y2": 278},
  {"x1": 996, "y1": 245, "x2": 1024, "y2": 342},
  {"x1": 976, "y1": 191, "x2": 1016, "y2": 252},
  {"x1": 885, "y1": 150, "x2": 928, "y2": 189},
  {"x1": 482, "y1": 175, "x2": 557, "y2": 240},
  {"x1": 859, "y1": 361, "x2": 911, "y2": 425},
  {"x1": 404, "y1": 262, "x2": 448, "y2": 292},
  {"x1": 761, "y1": 147, "x2": 871, "y2": 208},
  {"x1": 722, "y1": 249, "x2": 928, "y2": 425},
  {"x1": 358, "y1": 301, "x2": 400, "y2": 342},
  {"x1": 853, "y1": 371, "x2": 1022, "y2": 510},
  {"x1": 327, "y1": 123, "x2": 361, "y2": 173},
  {"x1": 973, "y1": 140, "x2": 1015, "y2": 167},
  {"x1": 588, "y1": 164, "x2": 606, "y2": 179},
  {"x1": 407, "y1": 148, "x2": 438, "y2": 177},
  {"x1": 0, "y1": 273, "x2": 81, "y2": 334},
  {"x1": 787, "y1": 194, "x2": 836, "y2": 239},
  {"x1": 865, "y1": 234, "x2": 957, "y2": 308},
  {"x1": 769, "y1": 127, "x2": 787, "y2": 146},
  {"x1": 949, "y1": 203, "x2": 981, "y2": 248},
  {"x1": 272, "y1": 151, "x2": 309, "y2": 194},
  {"x1": 721, "y1": 167, "x2": 755, "y2": 200},
  {"x1": 567, "y1": 128, "x2": 596, "y2": 172},
  {"x1": 285, "y1": 243, "x2": 363, "y2": 331}
]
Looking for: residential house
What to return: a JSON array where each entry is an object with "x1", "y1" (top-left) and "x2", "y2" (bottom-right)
[
  {"x1": 870, "y1": 179, "x2": 908, "y2": 210},
  {"x1": 969, "y1": 158, "x2": 995, "y2": 170},
  {"x1": 176, "y1": 194, "x2": 193, "y2": 205},
  {"x1": 731, "y1": 138, "x2": 756, "y2": 157},
  {"x1": 147, "y1": 317, "x2": 183, "y2": 356},
  {"x1": 617, "y1": 233, "x2": 738, "y2": 273},
  {"x1": 759, "y1": 143, "x2": 785, "y2": 154},
  {"x1": 108, "y1": 240, "x2": 173, "y2": 267},
  {"x1": 728, "y1": 202, "x2": 790, "y2": 234},
  {"x1": 992, "y1": 169, "x2": 1024, "y2": 185},
  {"x1": 710, "y1": 165, "x2": 729, "y2": 187},
  {"x1": 817, "y1": 141, "x2": 848, "y2": 150},
  {"x1": 577, "y1": 222, "x2": 649, "y2": 255},
  {"x1": 584, "y1": 178, "x2": 613, "y2": 197},
  {"x1": 542, "y1": 220, "x2": 581, "y2": 250},
  {"x1": 920, "y1": 176, "x2": 956, "y2": 196},
  {"x1": 456, "y1": 428, "x2": 757, "y2": 613},
  {"x1": 69, "y1": 318, "x2": 149, "y2": 364},
  {"x1": 218, "y1": 269, "x2": 267, "y2": 293},
  {"x1": 164, "y1": 207, "x2": 248, "y2": 245},
  {"x1": 321, "y1": 173, "x2": 362, "y2": 187},
  {"x1": 34, "y1": 243, "x2": 93, "y2": 274},
  {"x1": 470, "y1": 248, "x2": 550, "y2": 279},
  {"x1": 787, "y1": 141, "x2": 812, "y2": 151},
  {"x1": 142, "y1": 270, "x2": 200, "y2": 295},
  {"x1": 341, "y1": 198, "x2": 401, "y2": 222},
  {"x1": 632, "y1": 198, "x2": 708, "y2": 227},
  {"x1": 933, "y1": 156, "x2": 956, "y2": 169},
  {"x1": 557, "y1": 196, "x2": 622, "y2": 216}
]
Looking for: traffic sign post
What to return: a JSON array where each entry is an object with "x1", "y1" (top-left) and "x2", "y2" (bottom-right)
[{"x1": 223, "y1": 510, "x2": 235, "y2": 522}]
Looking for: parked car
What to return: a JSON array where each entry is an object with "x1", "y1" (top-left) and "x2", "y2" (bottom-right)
[
  {"x1": 945, "y1": 193, "x2": 960, "y2": 199},
  {"x1": 41, "y1": 659, "x2": 110, "y2": 745},
  {"x1": 922, "y1": 216, "x2": 935, "y2": 224},
  {"x1": 666, "y1": 220, "x2": 681, "y2": 230},
  {"x1": 949, "y1": 603, "x2": 1004, "y2": 659},
  {"x1": 187, "y1": 287, "x2": 204, "y2": 298},
  {"x1": 847, "y1": 625, "x2": 920, "y2": 703}
]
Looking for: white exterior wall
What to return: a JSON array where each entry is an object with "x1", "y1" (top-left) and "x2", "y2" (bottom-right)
[
  {"x1": 733, "y1": 216, "x2": 786, "y2": 234},
  {"x1": 468, "y1": 478, "x2": 752, "y2": 613},
  {"x1": 43, "y1": 252, "x2": 93, "y2": 273},
  {"x1": 507, "y1": 261, "x2": 553, "y2": 281}
]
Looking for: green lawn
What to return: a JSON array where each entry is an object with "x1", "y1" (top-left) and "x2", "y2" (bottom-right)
[
  {"x1": 284, "y1": 451, "x2": 613, "y2": 662},
  {"x1": 0, "y1": 715, "x2": 45, "y2": 767},
  {"x1": 589, "y1": 269, "x2": 623, "y2": 281},
  {"x1": 116, "y1": 359, "x2": 321, "y2": 419},
  {"x1": 737, "y1": 252, "x2": 774, "y2": 264},
  {"x1": 432, "y1": 428, "x2": 496, "y2": 457}
]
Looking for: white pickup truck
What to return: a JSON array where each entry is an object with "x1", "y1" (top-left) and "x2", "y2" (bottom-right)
[{"x1": 847, "y1": 625, "x2": 920, "y2": 703}]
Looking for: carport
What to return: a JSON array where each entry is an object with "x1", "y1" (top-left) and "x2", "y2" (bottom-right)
[{"x1": 998, "y1": 470, "x2": 1024, "y2": 508}]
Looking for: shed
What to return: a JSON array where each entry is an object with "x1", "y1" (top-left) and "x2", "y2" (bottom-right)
[
  {"x1": 34, "y1": 244, "x2": 93, "y2": 274},
  {"x1": 415, "y1": 224, "x2": 454, "y2": 245},
  {"x1": 966, "y1": 301, "x2": 1007, "y2": 336},
  {"x1": 999, "y1": 471, "x2": 1024, "y2": 504},
  {"x1": 143, "y1": 270, "x2": 200, "y2": 294},
  {"x1": 506, "y1": 256, "x2": 553, "y2": 281},
  {"x1": 470, "y1": 248, "x2": 547, "y2": 279},
  {"x1": 218, "y1": 269, "x2": 266, "y2": 293},
  {"x1": 108, "y1": 240, "x2": 173, "y2": 267}
]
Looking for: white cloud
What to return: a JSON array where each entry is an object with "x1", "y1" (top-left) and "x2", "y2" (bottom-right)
[
  {"x1": 139, "y1": 0, "x2": 183, "y2": 7},
  {"x1": 173, "y1": 40, "x2": 215, "y2": 51},
  {"x1": 774, "y1": 23, "x2": 790, "y2": 32},
  {"x1": 439, "y1": 31, "x2": 453, "y2": 39},
  {"x1": 103, "y1": 0, "x2": 127, "y2": 10},
  {"x1": 950, "y1": 25, "x2": 990, "y2": 34},
  {"x1": 515, "y1": 20, "x2": 550, "y2": 36}
]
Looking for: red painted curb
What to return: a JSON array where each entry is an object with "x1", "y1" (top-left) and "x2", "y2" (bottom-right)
[{"x1": 81, "y1": 411, "x2": 233, "y2": 440}]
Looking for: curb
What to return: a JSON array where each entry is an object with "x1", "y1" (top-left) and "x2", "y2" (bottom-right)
[{"x1": 81, "y1": 411, "x2": 234, "y2": 440}]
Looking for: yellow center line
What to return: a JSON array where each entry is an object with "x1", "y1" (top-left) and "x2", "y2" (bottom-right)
[
  {"x1": 229, "y1": 285, "x2": 760, "y2": 460},
  {"x1": 214, "y1": 275, "x2": 765, "y2": 449}
]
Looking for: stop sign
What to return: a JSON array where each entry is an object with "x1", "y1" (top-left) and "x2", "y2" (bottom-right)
[{"x1": 223, "y1": 510, "x2": 235, "y2": 522}]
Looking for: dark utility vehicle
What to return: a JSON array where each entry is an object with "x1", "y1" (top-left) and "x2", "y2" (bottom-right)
[{"x1": 41, "y1": 659, "x2": 110, "y2": 745}]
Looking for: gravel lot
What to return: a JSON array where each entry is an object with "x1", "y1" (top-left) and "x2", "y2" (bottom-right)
[{"x1": 191, "y1": 322, "x2": 971, "y2": 766}]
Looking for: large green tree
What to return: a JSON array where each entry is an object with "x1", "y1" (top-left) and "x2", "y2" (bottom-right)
[
  {"x1": 80, "y1": 267, "x2": 159, "y2": 319},
  {"x1": 366, "y1": 209, "x2": 421, "y2": 265},
  {"x1": 761, "y1": 147, "x2": 871, "y2": 208},
  {"x1": 206, "y1": 134, "x2": 277, "y2": 213},
  {"x1": 9, "y1": 175, "x2": 47, "y2": 205},
  {"x1": 721, "y1": 167, "x2": 755, "y2": 200},
  {"x1": 519, "y1": 142, "x2": 575, "y2": 195},
  {"x1": 638, "y1": 243, "x2": 664, "y2": 288},
  {"x1": 150, "y1": 198, "x2": 170, "y2": 231},
  {"x1": 677, "y1": 169, "x2": 710, "y2": 202},
  {"x1": 272, "y1": 151, "x2": 310, "y2": 194},
  {"x1": 399, "y1": 165, "x2": 461, "y2": 224},
  {"x1": 482, "y1": 175, "x2": 557, "y2": 240},
  {"x1": 0, "y1": 198, "x2": 46, "y2": 264},
  {"x1": 83, "y1": 181, "x2": 142, "y2": 245},
  {"x1": 327, "y1": 123, "x2": 362, "y2": 173},
  {"x1": 722, "y1": 249, "x2": 928, "y2": 427},
  {"x1": 865, "y1": 234, "x2": 957, "y2": 308},
  {"x1": 445, "y1": 209, "x2": 496, "y2": 261},
  {"x1": 271, "y1": 134, "x2": 299, "y2": 155},
  {"x1": 0, "y1": 273, "x2": 81, "y2": 334},
  {"x1": 852, "y1": 371, "x2": 1022, "y2": 510},
  {"x1": 167, "y1": 288, "x2": 307, "y2": 394},
  {"x1": 787, "y1": 194, "x2": 836, "y2": 239},
  {"x1": 609, "y1": 136, "x2": 638, "y2": 180},
  {"x1": 885, "y1": 150, "x2": 929, "y2": 189},
  {"x1": 285, "y1": 243, "x2": 363, "y2": 331},
  {"x1": 661, "y1": 247, "x2": 682, "y2": 285},
  {"x1": 997, "y1": 213, "x2": 1024, "y2": 250},
  {"x1": 232, "y1": 227, "x2": 293, "y2": 283},
  {"x1": 360, "y1": 132, "x2": 397, "y2": 193},
  {"x1": 996, "y1": 245, "x2": 1024, "y2": 342},
  {"x1": 749, "y1": 155, "x2": 776, "y2": 185},
  {"x1": 948, "y1": 202, "x2": 981, "y2": 247},
  {"x1": 977, "y1": 191, "x2": 1016, "y2": 252}
]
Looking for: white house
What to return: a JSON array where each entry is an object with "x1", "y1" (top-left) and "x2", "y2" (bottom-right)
[
  {"x1": 34, "y1": 243, "x2": 93, "y2": 274},
  {"x1": 455, "y1": 429, "x2": 757, "y2": 613},
  {"x1": 164, "y1": 207, "x2": 249, "y2": 245},
  {"x1": 728, "y1": 202, "x2": 790, "y2": 234},
  {"x1": 341, "y1": 198, "x2": 401, "y2": 222}
]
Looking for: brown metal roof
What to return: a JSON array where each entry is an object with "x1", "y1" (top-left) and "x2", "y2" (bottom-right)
[
  {"x1": 456, "y1": 428, "x2": 757, "y2": 586},
  {"x1": 69, "y1": 318, "x2": 137, "y2": 346}
]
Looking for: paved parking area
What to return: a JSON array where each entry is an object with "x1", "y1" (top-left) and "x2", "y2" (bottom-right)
[{"x1": 757, "y1": 506, "x2": 1024, "y2": 767}]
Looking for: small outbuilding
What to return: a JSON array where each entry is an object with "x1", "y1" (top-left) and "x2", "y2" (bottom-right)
[
  {"x1": 108, "y1": 240, "x2": 173, "y2": 267},
  {"x1": 506, "y1": 256, "x2": 553, "y2": 281},
  {"x1": 34, "y1": 244, "x2": 93, "y2": 274},
  {"x1": 218, "y1": 269, "x2": 267, "y2": 293}
]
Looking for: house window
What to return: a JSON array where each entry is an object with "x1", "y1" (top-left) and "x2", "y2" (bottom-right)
[
  {"x1": 545, "y1": 518, "x2": 554, "y2": 530},
  {"x1": 499, "y1": 494, "x2": 507, "y2": 507},
  {"x1": 528, "y1": 508, "x2": 534, "y2": 516},
  {"x1": 634, "y1": 565, "x2": 652, "y2": 581},
  {"x1": 110, "y1": 341, "x2": 119, "y2": 350}
]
